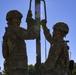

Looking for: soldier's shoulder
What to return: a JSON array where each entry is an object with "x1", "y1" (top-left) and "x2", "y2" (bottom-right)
[
  {"x1": 56, "y1": 39, "x2": 66, "y2": 47},
  {"x1": 58, "y1": 39, "x2": 65, "y2": 43},
  {"x1": 6, "y1": 25, "x2": 21, "y2": 32},
  {"x1": 5, "y1": 25, "x2": 14, "y2": 31},
  {"x1": 59, "y1": 39, "x2": 69, "y2": 49}
]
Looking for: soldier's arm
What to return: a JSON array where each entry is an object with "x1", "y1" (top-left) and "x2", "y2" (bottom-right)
[
  {"x1": 45, "y1": 42, "x2": 62, "y2": 69},
  {"x1": 43, "y1": 26, "x2": 53, "y2": 44},
  {"x1": 10, "y1": 25, "x2": 39, "y2": 40},
  {"x1": 2, "y1": 34, "x2": 9, "y2": 59},
  {"x1": 41, "y1": 19, "x2": 53, "y2": 44}
]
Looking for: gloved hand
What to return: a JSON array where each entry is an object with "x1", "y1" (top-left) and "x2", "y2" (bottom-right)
[
  {"x1": 27, "y1": 10, "x2": 32, "y2": 18},
  {"x1": 40, "y1": 19, "x2": 47, "y2": 30},
  {"x1": 40, "y1": 19, "x2": 47, "y2": 28},
  {"x1": 26, "y1": 10, "x2": 32, "y2": 22}
]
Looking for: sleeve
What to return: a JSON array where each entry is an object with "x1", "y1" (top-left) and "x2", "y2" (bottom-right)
[
  {"x1": 64, "y1": 43, "x2": 69, "y2": 69},
  {"x1": 26, "y1": 21, "x2": 40, "y2": 39},
  {"x1": 2, "y1": 34, "x2": 9, "y2": 59},
  {"x1": 43, "y1": 27, "x2": 53, "y2": 44},
  {"x1": 10, "y1": 24, "x2": 39, "y2": 40},
  {"x1": 45, "y1": 42, "x2": 62, "y2": 69},
  {"x1": 9, "y1": 26, "x2": 28, "y2": 39}
]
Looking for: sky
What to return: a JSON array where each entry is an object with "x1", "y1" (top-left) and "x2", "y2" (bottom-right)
[{"x1": 0, "y1": 0, "x2": 76, "y2": 70}]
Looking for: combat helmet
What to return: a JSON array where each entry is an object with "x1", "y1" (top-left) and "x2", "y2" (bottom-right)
[
  {"x1": 6, "y1": 10, "x2": 23, "y2": 21},
  {"x1": 53, "y1": 22, "x2": 69, "y2": 35}
]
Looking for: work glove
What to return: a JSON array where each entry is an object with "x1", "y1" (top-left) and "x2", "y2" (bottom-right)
[
  {"x1": 40, "y1": 19, "x2": 47, "y2": 30},
  {"x1": 26, "y1": 10, "x2": 32, "y2": 23},
  {"x1": 27, "y1": 10, "x2": 32, "y2": 18},
  {"x1": 40, "y1": 19, "x2": 47, "y2": 28},
  {"x1": 26, "y1": 10, "x2": 36, "y2": 28}
]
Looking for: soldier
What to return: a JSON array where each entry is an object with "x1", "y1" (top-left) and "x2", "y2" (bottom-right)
[
  {"x1": 40, "y1": 19, "x2": 69, "y2": 75},
  {"x1": 2, "y1": 10, "x2": 39, "y2": 75}
]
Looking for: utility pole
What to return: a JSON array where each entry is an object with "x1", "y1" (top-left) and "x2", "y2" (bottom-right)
[{"x1": 35, "y1": 0, "x2": 41, "y2": 75}]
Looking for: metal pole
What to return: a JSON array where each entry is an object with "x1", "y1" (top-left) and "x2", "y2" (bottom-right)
[
  {"x1": 43, "y1": 0, "x2": 47, "y2": 60},
  {"x1": 45, "y1": 39, "x2": 47, "y2": 60},
  {"x1": 41, "y1": 0, "x2": 47, "y2": 60},
  {"x1": 35, "y1": 0, "x2": 41, "y2": 75},
  {"x1": 41, "y1": 0, "x2": 47, "y2": 20},
  {"x1": 29, "y1": 0, "x2": 32, "y2": 10}
]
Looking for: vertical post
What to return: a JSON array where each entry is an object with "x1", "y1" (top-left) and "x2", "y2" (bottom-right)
[
  {"x1": 35, "y1": 0, "x2": 41, "y2": 75},
  {"x1": 41, "y1": 0, "x2": 47, "y2": 60}
]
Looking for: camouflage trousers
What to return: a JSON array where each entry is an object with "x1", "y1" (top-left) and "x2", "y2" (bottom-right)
[
  {"x1": 41, "y1": 66, "x2": 68, "y2": 75},
  {"x1": 7, "y1": 69, "x2": 28, "y2": 75}
]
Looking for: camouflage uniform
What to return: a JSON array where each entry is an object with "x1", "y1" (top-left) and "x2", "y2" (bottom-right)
[
  {"x1": 40, "y1": 21, "x2": 69, "y2": 75},
  {"x1": 2, "y1": 10, "x2": 39, "y2": 75}
]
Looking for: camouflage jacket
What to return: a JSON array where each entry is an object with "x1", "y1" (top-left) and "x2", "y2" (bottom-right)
[
  {"x1": 43, "y1": 27, "x2": 69, "y2": 71},
  {"x1": 2, "y1": 24, "x2": 39, "y2": 70}
]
